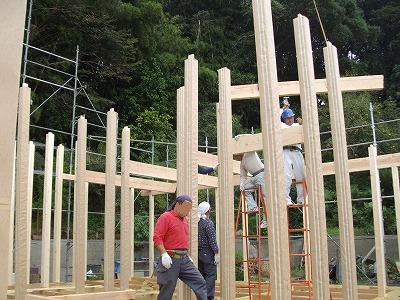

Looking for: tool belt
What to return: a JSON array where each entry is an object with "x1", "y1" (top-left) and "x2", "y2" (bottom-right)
[
  {"x1": 252, "y1": 168, "x2": 264, "y2": 177},
  {"x1": 283, "y1": 145, "x2": 302, "y2": 152},
  {"x1": 167, "y1": 249, "x2": 188, "y2": 259}
]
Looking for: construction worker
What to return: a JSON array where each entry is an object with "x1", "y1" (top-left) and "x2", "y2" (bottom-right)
[
  {"x1": 153, "y1": 195, "x2": 207, "y2": 300},
  {"x1": 197, "y1": 201, "x2": 219, "y2": 300},
  {"x1": 281, "y1": 108, "x2": 305, "y2": 205},
  {"x1": 233, "y1": 146, "x2": 267, "y2": 229}
]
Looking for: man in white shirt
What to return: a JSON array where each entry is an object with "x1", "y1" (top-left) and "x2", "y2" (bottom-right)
[
  {"x1": 281, "y1": 108, "x2": 305, "y2": 205},
  {"x1": 233, "y1": 150, "x2": 267, "y2": 229}
]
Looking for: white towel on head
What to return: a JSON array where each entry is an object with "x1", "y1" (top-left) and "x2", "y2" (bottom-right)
[{"x1": 198, "y1": 201, "x2": 210, "y2": 219}]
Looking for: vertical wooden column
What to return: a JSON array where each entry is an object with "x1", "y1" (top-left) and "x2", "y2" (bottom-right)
[
  {"x1": 293, "y1": 14, "x2": 330, "y2": 298},
  {"x1": 41, "y1": 132, "x2": 55, "y2": 287},
  {"x1": 27, "y1": 142, "x2": 35, "y2": 284},
  {"x1": 74, "y1": 116, "x2": 87, "y2": 293},
  {"x1": 252, "y1": 1, "x2": 291, "y2": 298},
  {"x1": 324, "y1": 42, "x2": 358, "y2": 299},
  {"x1": 8, "y1": 143, "x2": 16, "y2": 285},
  {"x1": 53, "y1": 144, "x2": 64, "y2": 282},
  {"x1": 217, "y1": 69, "x2": 235, "y2": 299},
  {"x1": 104, "y1": 108, "x2": 118, "y2": 291},
  {"x1": 368, "y1": 145, "x2": 386, "y2": 297},
  {"x1": 149, "y1": 194, "x2": 155, "y2": 276},
  {"x1": 241, "y1": 195, "x2": 249, "y2": 282},
  {"x1": 392, "y1": 166, "x2": 400, "y2": 262},
  {"x1": 14, "y1": 84, "x2": 31, "y2": 299},
  {"x1": 176, "y1": 55, "x2": 198, "y2": 299},
  {"x1": 120, "y1": 127, "x2": 133, "y2": 289},
  {"x1": 0, "y1": 2, "x2": 27, "y2": 297}
]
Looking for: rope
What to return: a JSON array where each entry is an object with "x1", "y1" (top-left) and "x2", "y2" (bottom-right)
[{"x1": 312, "y1": 0, "x2": 328, "y2": 44}]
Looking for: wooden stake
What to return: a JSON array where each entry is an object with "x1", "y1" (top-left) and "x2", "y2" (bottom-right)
[
  {"x1": 252, "y1": 1, "x2": 291, "y2": 298},
  {"x1": 14, "y1": 84, "x2": 31, "y2": 299},
  {"x1": 53, "y1": 144, "x2": 64, "y2": 282},
  {"x1": 294, "y1": 14, "x2": 329, "y2": 298},
  {"x1": 217, "y1": 69, "x2": 236, "y2": 299},
  {"x1": 41, "y1": 132, "x2": 55, "y2": 287},
  {"x1": 369, "y1": 145, "x2": 386, "y2": 297},
  {"x1": 324, "y1": 42, "x2": 358, "y2": 299},
  {"x1": 104, "y1": 109, "x2": 118, "y2": 291},
  {"x1": 8, "y1": 142, "x2": 16, "y2": 285},
  {"x1": 27, "y1": 142, "x2": 35, "y2": 284},
  {"x1": 74, "y1": 116, "x2": 88, "y2": 293},
  {"x1": 120, "y1": 127, "x2": 133, "y2": 290}
]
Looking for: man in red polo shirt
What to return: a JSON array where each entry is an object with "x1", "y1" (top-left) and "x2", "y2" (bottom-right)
[{"x1": 153, "y1": 195, "x2": 207, "y2": 300}]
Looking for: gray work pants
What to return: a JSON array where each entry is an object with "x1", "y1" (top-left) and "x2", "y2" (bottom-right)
[{"x1": 156, "y1": 255, "x2": 207, "y2": 300}]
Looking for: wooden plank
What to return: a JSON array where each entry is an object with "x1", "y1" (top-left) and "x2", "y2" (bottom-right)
[
  {"x1": 104, "y1": 109, "x2": 117, "y2": 291},
  {"x1": 252, "y1": 1, "x2": 291, "y2": 298},
  {"x1": 148, "y1": 194, "x2": 155, "y2": 277},
  {"x1": 120, "y1": 127, "x2": 132, "y2": 290},
  {"x1": 368, "y1": 145, "x2": 386, "y2": 297},
  {"x1": 294, "y1": 14, "x2": 329, "y2": 298},
  {"x1": 198, "y1": 151, "x2": 241, "y2": 173},
  {"x1": 74, "y1": 116, "x2": 88, "y2": 293},
  {"x1": 323, "y1": 152, "x2": 400, "y2": 175},
  {"x1": 127, "y1": 161, "x2": 218, "y2": 188},
  {"x1": 41, "y1": 132, "x2": 55, "y2": 287},
  {"x1": 231, "y1": 126, "x2": 303, "y2": 154},
  {"x1": 230, "y1": 75, "x2": 384, "y2": 100},
  {"x1": 0, "y1": 1, "x2": 27, "y2": 297},
  {"x1": 130, "y1": 188, "x2": 135, "y2": 278},
  {"x1": 393, "y1": 166, "x2": 400, "y2": 262},
  {"x1": 217, "y1": 69, "x2": 236, "y2": 300},
  {"x1": 14, "y1": 84, "x2": 31, "y2": 299},
  {"x1": 53, "y1": 145, "x2": 64, "y2": 283},
  {"x1": 324, "y1": 42, "x2": 358, "y2": 299},
  {"x1": 27, "y1": 142, "x2": 35, "y2": 284}
]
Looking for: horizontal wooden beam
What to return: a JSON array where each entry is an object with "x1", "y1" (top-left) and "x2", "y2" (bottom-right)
[
  {"x1": 323, "y1": 152, "x2": 400, "y2": 175},
  {"x1": 25, "y1": 290, "x2": 158, "y2": 300},
  {"x1": 231, "y1": 75, "x2": 384, "y2": 100}
]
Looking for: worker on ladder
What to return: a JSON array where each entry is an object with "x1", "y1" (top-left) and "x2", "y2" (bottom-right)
[
  {"x1": 281, "y1": 108, "x2": 305, "y2": 205},
  {"x1": 233, "y1": 143, "x2": 267, "y2": 229}
]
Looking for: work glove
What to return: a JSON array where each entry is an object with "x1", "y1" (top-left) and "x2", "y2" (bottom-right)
[
  {"x1": 214, "y1": 254, "x2": 220, "y2": 265},
  {"x1": 161, "y1": 252, "x2": 173, "y2": 269}
]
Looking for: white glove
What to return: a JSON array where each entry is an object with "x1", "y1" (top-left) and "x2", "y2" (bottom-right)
[
  {"x1": 240, "y1": 183, "x2": 245, "y2": 191},
  {"x1": 214, "y1": 254, "x2": 220, "y2": 265},
  {"x1": 188, "y1": 255, "x2": 193, "y2": 263},
  {"x1": 161, "y1": 252, "x2": 172, "y2": 269}
]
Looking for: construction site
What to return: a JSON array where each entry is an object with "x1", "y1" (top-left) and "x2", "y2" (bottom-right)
[{"x1": 1, "y1": 0, "x2": 400, "y2": 299}]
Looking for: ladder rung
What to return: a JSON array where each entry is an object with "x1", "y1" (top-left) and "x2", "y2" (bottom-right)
[
  {"x1": 289, "y1": 253, "x2": 310, "y2": 257},
  {"x1": 241, "y1": 235, "x2": 268, "y2": 238},
  {"x1": 287, "y1": 204, "x2": 306, "y2": 208},
  {"x1": 242, "y1": 258, "x2": 270, "y2": 262}
]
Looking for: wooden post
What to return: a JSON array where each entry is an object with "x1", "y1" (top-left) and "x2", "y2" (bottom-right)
[
  {"x1": 131, "y1": 188, "x2": 135, "y2": 278},
  {"x1": 0, "y1": 1, "x2": 27, "y2": 297},
  {"x1": 324, "y1": 42, "x2": 358, "y2": 299},
  {"x1": 215, "y1": 188, "x2": 220, "y2": 282},
  {"x1": 53, "y1": 144, "x2": 64, "y2": 283},
  {"x1": 176, "y1": 54, "x2": 199, "y2": 299},
  {"x1": 104, "y1": 108, "x2": 118, "y2": 291},
  {"x1": 27, "y1": 142, "x2": 35, "y2": 284},
  {"x1": 120, "y1": 127, "x2": 133, "y2": 289},
  {"x1": 369, "y1": 145, "x2": 386, "y2": 297},
  {"x1": 149, "y1": 194, "x2": 155, "y2": 277},
  {"x1": 217, "y1": 69, "x2": 236, "y2": 299},
  {"x1": 74, "y1": 116, "x2": 88, "y2": 293},
  {"x1": 8, "y1": 142, "x2": 16, "y2": 285},
  {"x1": 393, "y1": 166, "x2": 400, "y2": 262},
  {"x1": 14, "y1": 84, "x2": 31, "y2": 299},
  {"x1": 41, "y1": 132, "x2": 55, "y2": 287},
  {"x1": 252, "y1": 1, "x2": 291, "y2": 298},
  {"x1": 241, "y1": 195, "x2": 249, "y2": 282},
  {"x1": 293, "y1": 14, "x2": 330, "y2": 298}
]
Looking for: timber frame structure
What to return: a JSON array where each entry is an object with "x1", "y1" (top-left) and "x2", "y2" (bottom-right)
[{"x1": 1, "y1": 1, "x2": 400, "y2": 300}]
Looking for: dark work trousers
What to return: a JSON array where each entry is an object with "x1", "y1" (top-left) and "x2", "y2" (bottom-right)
[
  {"x1": 156, "y1": 255, "x2": 207, "y2": 300},
  {"x1": 198, "y1": 251, "x2": 217, "y2": 300}
]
